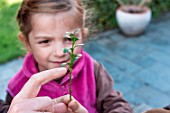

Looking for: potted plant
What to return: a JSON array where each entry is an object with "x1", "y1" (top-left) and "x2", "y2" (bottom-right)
[{"x1": 115, "y1": 0, "x2": 152, "y2": 36}]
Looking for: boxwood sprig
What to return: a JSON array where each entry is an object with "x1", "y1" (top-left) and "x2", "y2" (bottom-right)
[{"x1": 61, "y1": 29, "x2": 84, "y2": 101}]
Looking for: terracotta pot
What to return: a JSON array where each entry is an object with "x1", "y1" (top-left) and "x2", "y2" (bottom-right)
[{"x1": 116, "y1": 5, "x2": 152, "y2": 36}]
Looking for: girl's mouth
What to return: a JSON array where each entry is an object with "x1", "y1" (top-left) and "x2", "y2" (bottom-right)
[{"x1": 50, "y1": 60, "x2": 69, "y2": 65}]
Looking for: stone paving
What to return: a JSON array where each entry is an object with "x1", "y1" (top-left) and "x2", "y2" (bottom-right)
[{"x1": 1, "y1": 13, "x2": 170, "y2": 113}]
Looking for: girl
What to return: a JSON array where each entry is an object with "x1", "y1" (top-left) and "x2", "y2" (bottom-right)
[{"x1": 6, "y1": 0, "x2": 133, "y2": 112}]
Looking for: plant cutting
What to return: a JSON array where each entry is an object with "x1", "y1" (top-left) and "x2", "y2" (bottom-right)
[
  {"x1": 61, "y1": 29, "x2": 84, "y2": 101},
  {"x1": 115, "y1": 0, "x2": 152, "y2": 36}
]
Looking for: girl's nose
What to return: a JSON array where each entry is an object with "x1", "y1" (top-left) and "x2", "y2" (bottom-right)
[{"x1": 53, "y1": 47, "x2": 65, "y2": 57}]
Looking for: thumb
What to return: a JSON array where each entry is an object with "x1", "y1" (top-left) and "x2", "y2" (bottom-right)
[
  {"x1": 67, "y1": 96, "x2": 88, "y2": 113},
  {"x1": 17, "y1": 67, "x2": 67, "y2": 99}
]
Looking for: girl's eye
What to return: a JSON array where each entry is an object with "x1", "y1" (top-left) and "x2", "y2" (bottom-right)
[
  {"x1": 64, "y1": 38, "x2": 72, "y2": 42},
  {"x1": 39, "y1": 40, "x2": 50, "y2": 44}
]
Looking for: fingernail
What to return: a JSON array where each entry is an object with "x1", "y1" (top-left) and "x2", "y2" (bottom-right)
[
  {"x1": 54, "y1": 67, "x2": 67, "y2": 75},
  {"x1": 70, "y1": 101, "x2": 78, "y2": 111},
  {"x1": 68, "y1": 108, "x2": 73, "y2": 112},
  {"x1": 59, "y1": 67, "x2": 67, "y2": 71}
]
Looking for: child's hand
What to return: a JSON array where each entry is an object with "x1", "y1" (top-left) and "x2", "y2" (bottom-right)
[{"x1": 53, "y1": 94, "x2": 88, "y2": 113}]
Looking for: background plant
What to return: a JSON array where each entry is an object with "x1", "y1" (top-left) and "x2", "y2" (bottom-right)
[
  {"x1": 61, "y1": 30, "x2": 83, "y2": 101},
  {"x1": 115, "y1": 0, "x2": 151, "y2": 7},
  {"x1": 84, "y1": 0, "x2": 170, "y2": 31}
]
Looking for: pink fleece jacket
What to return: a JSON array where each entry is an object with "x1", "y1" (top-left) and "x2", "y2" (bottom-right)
[{"x1": 7, "y1": 50, "x2": 98, "y2": 113}]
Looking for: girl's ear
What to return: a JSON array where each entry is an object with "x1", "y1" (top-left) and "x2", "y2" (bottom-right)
[
  {"x1": 82, "y1": 28, "x2": 88, "y2": 39},
  {"x1": 18, "y1": 33, "x2": 32, "y2": 53}
]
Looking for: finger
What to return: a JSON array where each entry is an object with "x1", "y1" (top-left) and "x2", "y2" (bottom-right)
[
  {"x1": 68, "y1": 99, "x2": 88, "y2": 113},
  {"x1": 32, "y1": 111, "x2": 50, "y2": 113},
  {"x1": 29, "y1": 97, "x2": 53, "y2": 112},
  {"x1": 53, "y1": 103, "x2": 67, "y2": 113},
  {"x1": 17, "y1": 68, "x2": 67, "y2": 99},
  {"x1": 8, "y1": 97, "x2": 53, "y2": 113},
  {"x1": 33, "y1": 111, "x2": 50, "y2": 113},
  {"x1": 52, "y1": 94, "x2": 70, "y2": 104}
]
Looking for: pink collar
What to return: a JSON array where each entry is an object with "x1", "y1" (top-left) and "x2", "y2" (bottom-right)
[{"x1": 23, "y1": 50, "x2": 85, "y2": 84}]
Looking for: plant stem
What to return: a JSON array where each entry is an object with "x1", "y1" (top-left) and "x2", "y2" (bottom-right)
[
  {"x1": 69, "y1": 68, "x2": 72, "y2": 101},
  {"x1": 69, "y1": 36, "x2": 75, "y2": 101},
  {"x1": 62, "y1": 30, "x2": 81, "y2": 101}
]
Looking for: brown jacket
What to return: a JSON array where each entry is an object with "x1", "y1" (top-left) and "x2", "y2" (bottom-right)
[{"x1": 0, "y1": 60, "x2": 133, "y2": 113}]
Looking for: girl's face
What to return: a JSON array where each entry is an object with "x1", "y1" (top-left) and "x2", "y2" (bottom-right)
[{"x1": 20, "y1": 12, "x2": 85, "y2": 72}]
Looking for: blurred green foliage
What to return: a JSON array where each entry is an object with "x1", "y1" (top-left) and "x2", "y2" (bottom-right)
[
  {"x1": 150, "y1": 0, "x2": 170, "y2": 17},
  {"x1": 0, "y1": 2, "x2": 24, "y2": 64},
  {"x1": 0, "y1": 0, "x2": 6, "y2": 8},
  {"x1": 87, "y1": 0, "x2": 170, "y2": 32}
]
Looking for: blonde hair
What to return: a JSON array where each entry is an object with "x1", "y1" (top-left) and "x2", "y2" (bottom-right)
[{"x1": 17, "y1": 0, "x2": 85, "y2": 40}]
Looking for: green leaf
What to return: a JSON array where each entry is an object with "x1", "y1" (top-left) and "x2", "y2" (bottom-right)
[
  {"x1": 70, "y1": 34, "x2": 74, "y2": 37},
  {"x1": 60, "y1": 63, "x2": 68, "y2": 67},
  {"x1": 63, "y1": 48, "x2": 69, "y2": 53},
  {"x1": 72, "y1": 58, "x2": 76, "y2": 63},
  {"x1": 70, "y1": 48, "x2": 74, "y2": 52},
  {"x1": 73, "y1": 54, "x2": 77, "y2": 58},
  {"x1": 74, "y1": 37, "x2": 79, "y2": 42},
  {"x1": 72, "y1": 37, "x2": 77, "y2": 42}
]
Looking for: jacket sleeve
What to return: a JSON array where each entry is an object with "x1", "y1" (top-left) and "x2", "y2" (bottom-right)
[
  {"x1": 94, "y1": 60, "x2": 133, "y2": 113},
  {"x1": 0, "y1": 93, "x2": 12, "y2": 113}
]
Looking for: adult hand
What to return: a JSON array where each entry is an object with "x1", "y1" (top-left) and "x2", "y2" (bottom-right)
[
  {"x1": 7, "y1": 67, "x2": 67, "y2": 113},
  {"x1": 53, "y1": 94, "x2": 88, "y2": 113},
  {"x1": 144, "y1": 108, "x2": 170, "y2": 113}
]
